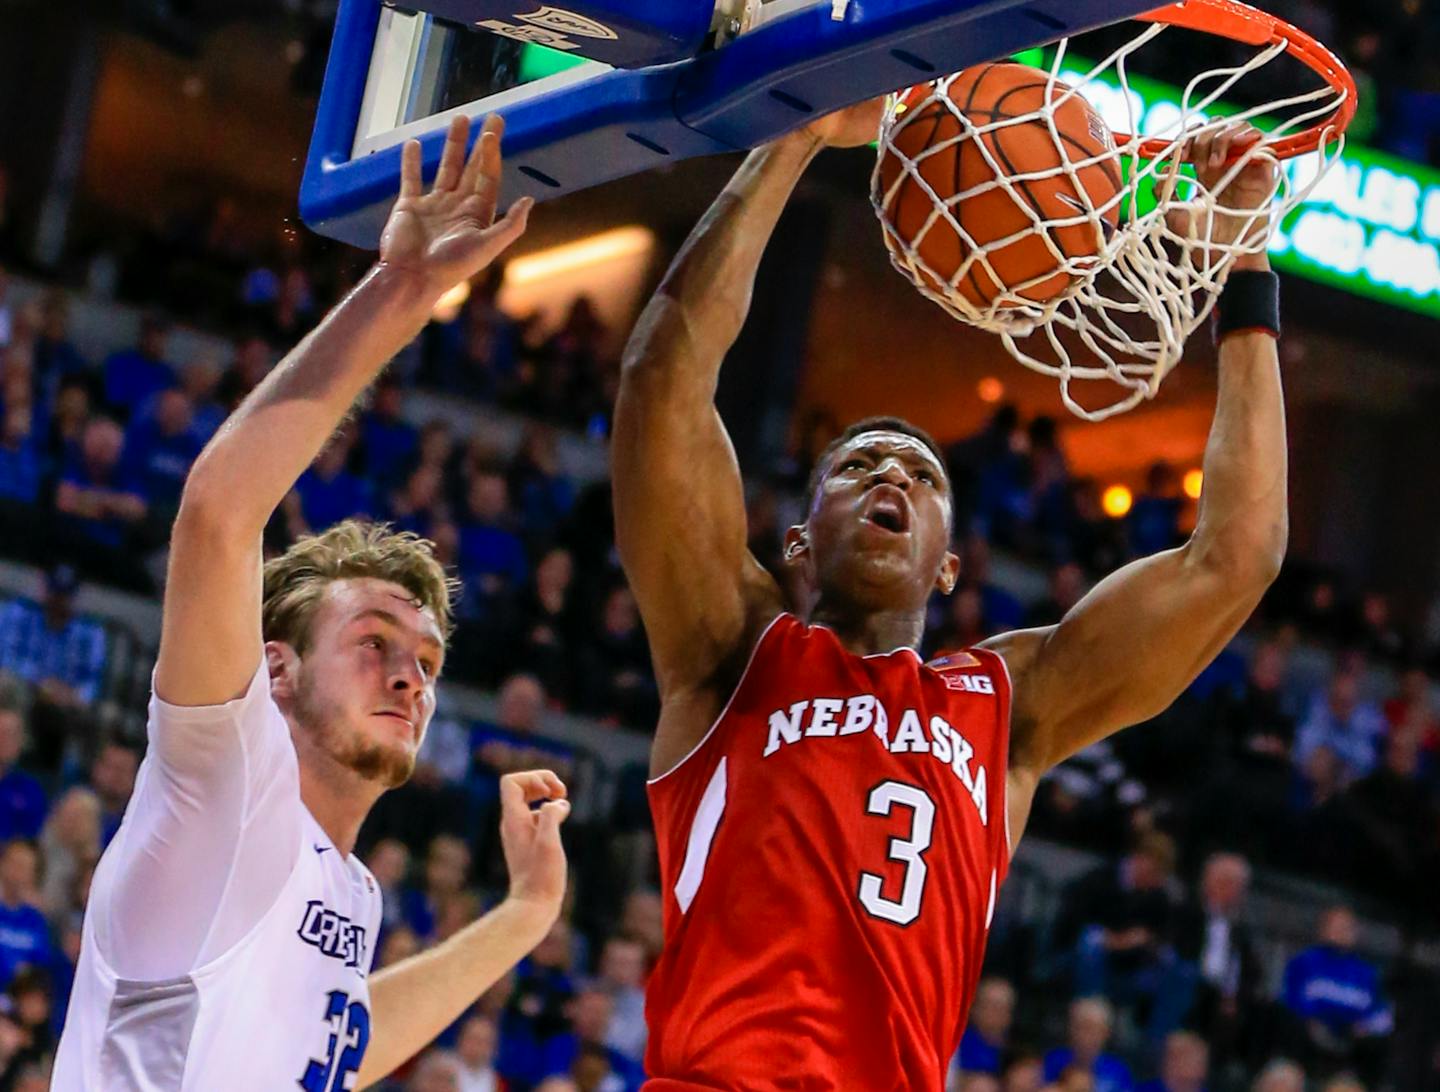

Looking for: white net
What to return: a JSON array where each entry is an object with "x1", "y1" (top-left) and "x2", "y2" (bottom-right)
[{"x1": 871, "y1": 19, "x2": 1350, "y2": 420}]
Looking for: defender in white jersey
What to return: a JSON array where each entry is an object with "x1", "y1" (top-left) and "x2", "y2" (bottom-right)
[{"x1": 54, "y1": 115, "x2": 566, "y2": 1090}]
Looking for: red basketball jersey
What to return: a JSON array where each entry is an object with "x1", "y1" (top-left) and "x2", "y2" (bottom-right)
[{"x1": 644, "y1": 613, "x2": 1013, "y2": 1092}]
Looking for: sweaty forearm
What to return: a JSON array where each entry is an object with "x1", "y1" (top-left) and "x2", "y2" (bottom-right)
[
  {"x1": 624, "y1": 133, "x2": 822, "y2": 381},
  {"x1": 358, "y1": 898, "x2": 551, "y2": 1087},
  {"x1": 1188, "y1": 324, "x2": 1288, "y2": 582},
  {"x1": 184, "y1": 264, "x2": 437, "y2": 532}
]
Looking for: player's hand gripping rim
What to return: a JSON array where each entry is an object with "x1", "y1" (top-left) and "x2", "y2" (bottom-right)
[
  {"x1": 1162, "y1": 120, "x2": 1280, "y2": 258},
  {"x1": 499, "y1": 770, "x2": 571, "y2": 918},
  {"x1": 379, "y1": 113, "x2": 534, "y2": 299}
]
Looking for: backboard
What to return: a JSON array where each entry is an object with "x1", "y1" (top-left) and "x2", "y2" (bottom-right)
[{"x1": 300, "y1": 0, "x2": 1163, "y2": 247}]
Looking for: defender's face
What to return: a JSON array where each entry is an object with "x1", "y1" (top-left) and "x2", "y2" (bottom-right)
[
  {"x1": 796, "y1": 431, "x2": 958, "y2": 611},
  {"x1": 277, "y1": 578, "x2": 445, "y2": 789}
]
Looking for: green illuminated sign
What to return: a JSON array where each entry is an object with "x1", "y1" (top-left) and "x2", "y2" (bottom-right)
[{"x1": 1045, "y1": 56, "x2": 1440, "y2": 320}]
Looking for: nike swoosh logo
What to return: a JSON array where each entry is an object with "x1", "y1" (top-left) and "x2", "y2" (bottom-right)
[{"x1": 314, "y1": 844, "x2": 331, "y2": 855}]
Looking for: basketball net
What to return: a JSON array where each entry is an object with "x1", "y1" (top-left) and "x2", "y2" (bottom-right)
[{"x1": 871, "y1": 19, "x2": 1350, "y2": 420}]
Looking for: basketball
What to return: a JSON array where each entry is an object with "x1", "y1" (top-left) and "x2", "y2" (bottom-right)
[{"x1": 877, "y1": 62, "x2": 1123, "y2": 308}]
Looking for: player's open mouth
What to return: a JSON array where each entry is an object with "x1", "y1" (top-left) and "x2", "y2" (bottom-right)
[{"x1": 862, "y1": 489, "x2": 912, "y2": 535}]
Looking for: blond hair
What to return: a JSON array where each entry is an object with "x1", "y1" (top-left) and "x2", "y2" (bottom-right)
[{"x1": 262, "y1": 519, "x2": 458, "y2": 653}]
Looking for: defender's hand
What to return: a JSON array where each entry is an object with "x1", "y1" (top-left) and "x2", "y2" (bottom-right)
[
  {"x1": 802, "y1": 96, "x2": 888, "y2": 149},
  {"x1": 499, "y1": 770, "x2": 570, "y2": 916},
  {"x1": 380, "y1": 114, "x2": 534, "y2": 297}
]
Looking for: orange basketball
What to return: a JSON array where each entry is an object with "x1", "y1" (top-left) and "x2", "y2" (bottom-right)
[{"x1": 878, "y1": 63, "x2": 1122, "y2": 309}]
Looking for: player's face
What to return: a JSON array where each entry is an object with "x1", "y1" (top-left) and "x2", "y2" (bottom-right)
[
  {"x1": 281, "y1": 578, "x2": 445, "y2": 789},
  {"x1": 793, "y1": 431, "x2": 959, "y2": 612}
]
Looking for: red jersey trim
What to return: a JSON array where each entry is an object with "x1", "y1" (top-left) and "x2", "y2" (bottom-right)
[{"x1": 646, "y1": 612, "x2": 787, "y2": 786}]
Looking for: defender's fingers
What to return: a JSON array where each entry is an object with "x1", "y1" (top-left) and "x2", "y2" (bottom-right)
[
  {"x1": 460, "y1": 114, "x2": 501, "y2": 193},
  {"x1": 399, "y1": 139, "x2": 423, "y2": 199},
  {"x1": 471, "y1": 132, "x2": 503, "y2": 225},
  {"x1": 502, "y1": 768, "x2": 565, "y2": 805},
  {"x1": 538, "y1": 799, "x2": 571, "y2": 837},
  {"x1": 435, "y1": 115, "x2": 471, "y2": 192}
]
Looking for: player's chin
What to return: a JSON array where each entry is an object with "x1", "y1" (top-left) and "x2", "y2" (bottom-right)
[
  {"x1": 842, "y1": 555, "x2": 927, "y2": 603},
  {"x1": 346, "y1": 737, "x2": 417, "y2": 789}
]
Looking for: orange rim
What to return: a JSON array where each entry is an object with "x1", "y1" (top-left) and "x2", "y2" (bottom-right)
[{"x1": 1109, "y1": 0, "x2": 1357, "y2": 161}]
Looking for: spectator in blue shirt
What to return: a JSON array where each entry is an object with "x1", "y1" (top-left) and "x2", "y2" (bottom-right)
[
  {"x1": 0, "y1": 565, "x2": 109, "y2": 709},
  {"x1": 953, "y1": 978, "x2": 1015, "y2": 1079},
  {"x1": 401, "y1": 834, "x2": 471, "y2": 942},
  {"x1": 1294, "y1": 668, "x2": 1387, "y2": 785},
  {"x1": 121, "y1": 387, "x2": 205, "y2": 517},
  {"x1": 0, "y1": 710, "x2": 45, "y2": 842},
  {"x1": 1137, "y1": 1031, "x2": 1209, "y2": 1092},
  {"x1": 459, "y1": 469, "x2": 528, "y2": 599},
  {"x1": 32, "y1": 290, "x2": 87, "y2": 422},
  {"x1": 500, "y1": 921, "x2": 578, "y2": 1088},
  {"x1": 55, "y1": 416, "x2": 147, "y2": 547},
  {"x1": 0, "y1": 839, "x2": 50, "y2": 989},
  {"x1": 101, "y1": 314, "x2": 174, "y2": 421},
  {"x1": 1128, "y1": 461, "x2": 1185, "y2": 557},
  {"x1": 87, "y1": 740, "x2": 138, "y2": 848},
  {"x1": 1044, "y1": 998, "x2": 1133, "y2": 1092},
  {"x1": 1282, "y1": 906, "x2": 1392, "y2": 1083},
  {"x1": 174, "y1": 357, "x2": 226, "y2": 443},
  {"x1": 509, "y1": 423, "x2": 575, "y2": 540},
  {"x1": 541, "y1": 988, "x2": 644, "y2": 1092},
  {"x1": 0, "y1": 401, "x2": 42, "y2": 508},
  {"x1": 295, "y1": 426, "x2": 374, "y2": 532},
  {"x1": 360, "y1": 375, "x2": 419, "y2": 490},
  {"x1": 386, "y1": 463, "x2": 447, "y2": 540}
]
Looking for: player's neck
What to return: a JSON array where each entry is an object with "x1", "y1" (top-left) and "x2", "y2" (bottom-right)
[
  {"x1": 296, "y1": 752, "x2": 383, "y2": 857},
  {"x1": 809, "y1": 603, "x2": 925, "y2": 657}
]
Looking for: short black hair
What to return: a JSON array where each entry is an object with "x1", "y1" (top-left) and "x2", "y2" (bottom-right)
[{"x1": 803, "y1": 415, "x2": 950, "y2": 514}]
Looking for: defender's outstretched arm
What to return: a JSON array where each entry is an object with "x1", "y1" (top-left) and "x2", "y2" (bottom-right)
[
  {"x1": 614, "y1": 103, "x2": 883, "y2": 774},
  {"x1": 986, "y1": 124, "x2": 1288, "y2": 833},
  {"x1": 157, "y1": 116, "x2": 529, "y2": 708}
]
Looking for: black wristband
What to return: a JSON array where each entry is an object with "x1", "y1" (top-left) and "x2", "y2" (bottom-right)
[{"x1": 1215, "y1": 269, "x2": 1281, "y2": 343}]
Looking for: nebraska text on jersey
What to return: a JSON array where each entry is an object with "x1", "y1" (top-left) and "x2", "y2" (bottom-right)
[{"x1": 762, "y1": 692, "x2": 991, "y2": 825}]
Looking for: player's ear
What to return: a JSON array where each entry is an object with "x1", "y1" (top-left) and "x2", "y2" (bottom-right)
[
  {"x1": 935, "y1": 549, "x2": 960, "y2": 596},
  {"x1": 265, "y1": 641, "x2": 301, "y2": 701},
  {"x1": 782, "y1": 525, "x2": 810, "y2": 568}
]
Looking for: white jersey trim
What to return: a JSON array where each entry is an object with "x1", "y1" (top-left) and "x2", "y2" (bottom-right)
[
  {"x1": 673, "y1": 757, "x2": 728, "y2": 914},
  {"x1": 990, "y1": 645, "x2": 1016, "y2": 857},
  {"x1": 647, "y1": 613, "x2": 785, "y2": 786}
]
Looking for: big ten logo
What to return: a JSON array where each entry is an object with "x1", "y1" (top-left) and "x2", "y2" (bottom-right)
[{"x1": 477, "y1": 5, "x2": 619, "y2": 52}]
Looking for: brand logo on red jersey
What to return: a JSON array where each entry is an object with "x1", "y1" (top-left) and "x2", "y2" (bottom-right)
[{"x1": 761, "y1": 694, "x2": 989, "y2": 825}]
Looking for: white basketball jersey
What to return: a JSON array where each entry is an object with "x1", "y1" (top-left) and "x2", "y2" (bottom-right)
[{"x1": 53, "y1": 661, "x2": 384, "y2": 1091}]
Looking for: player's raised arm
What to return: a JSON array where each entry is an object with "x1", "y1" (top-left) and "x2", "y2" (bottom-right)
[
  {"x1": 157, "y1": 116, "x2": 530, "y2": 707},
  {"x1": 985, "y1": 124, "x2": 1288, "y2": 824},
  {"x1": 613, "y1": 103, "x2": 882, "y2": 767}
]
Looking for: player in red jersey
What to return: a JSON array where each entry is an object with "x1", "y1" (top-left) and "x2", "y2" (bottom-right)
[{"x1": 613, "y1": 98, "x2": 1285, "y2": 1092}]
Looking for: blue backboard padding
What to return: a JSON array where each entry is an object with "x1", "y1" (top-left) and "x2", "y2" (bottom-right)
[
  {"x1": 416, "y1": 0, "x2": 712, "y2": 68},
  {"x1": 301, "y1": 0, "x2": 1162, "y2": 247}
]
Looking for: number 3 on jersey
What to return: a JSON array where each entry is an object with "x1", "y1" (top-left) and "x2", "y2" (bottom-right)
[
  {"x1": 857, "y1": 780, "x2": 935, "y2": 926},
  {"x1": 300, "y1": 990, "x2": 371, "y2": 1092}
]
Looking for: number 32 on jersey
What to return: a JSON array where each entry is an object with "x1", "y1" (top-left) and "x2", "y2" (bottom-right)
[{"x1": 300, "y1": 990, "x2": 370, "y2": 1092}]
